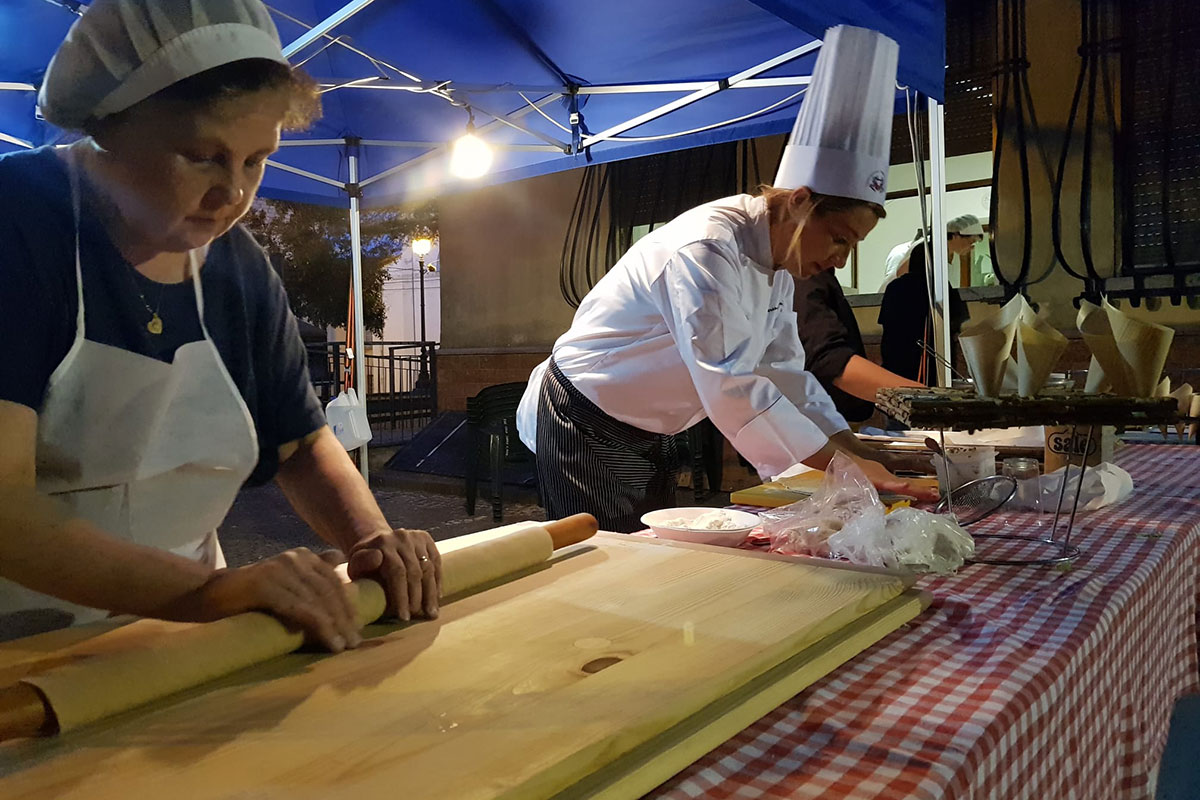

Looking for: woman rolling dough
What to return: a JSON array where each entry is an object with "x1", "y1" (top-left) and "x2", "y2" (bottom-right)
[{"x1": 0, "y1": 0, "x2": 440, "y2": 645}]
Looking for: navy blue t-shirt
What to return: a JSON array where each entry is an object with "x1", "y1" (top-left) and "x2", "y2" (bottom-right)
[{"x1": 0, "y1": 147, "x2": 325, "y2": 486}]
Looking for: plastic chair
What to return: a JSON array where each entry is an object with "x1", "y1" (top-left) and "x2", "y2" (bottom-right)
[{"x1": 465, "y1": 382, "x2": 533, "y2": 522}]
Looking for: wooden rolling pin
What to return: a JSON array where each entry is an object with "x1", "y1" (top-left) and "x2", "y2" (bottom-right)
[{"x1": 0, "y1": 514, "x2": 597, "y2": 741}]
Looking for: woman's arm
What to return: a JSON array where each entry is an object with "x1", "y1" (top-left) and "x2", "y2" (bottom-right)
[
  {"x1": 833, "y1": 355, "x2": 924, "y2": 402},
  {"x1": 275, "y1": 426, "x2": 442, "y2": 621},
  {"x1": 0, "y1": 400, "x2": 361, "y2": 651},
  {"x1": 798, "y1": 435, "x2": 937, "y2": 500}
]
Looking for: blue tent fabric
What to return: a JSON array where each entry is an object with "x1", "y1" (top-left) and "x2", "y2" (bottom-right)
[{"x1": 1, "y1": 1, "x2": 944, "y2": 207}]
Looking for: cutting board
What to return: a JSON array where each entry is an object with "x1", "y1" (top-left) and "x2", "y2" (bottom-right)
[
  {"x1": 730, "y1": 472, "x2": 938, "y2": 508},
  {"x1": 0, "y1": 535, "x2": 924, "y2": 800}
]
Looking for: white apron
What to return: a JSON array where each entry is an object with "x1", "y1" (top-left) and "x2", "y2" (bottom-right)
[{"x1": 0, "y1": 160, "x2": 259, "y2": 638}]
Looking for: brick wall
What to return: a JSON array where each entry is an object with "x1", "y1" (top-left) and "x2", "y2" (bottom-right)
[{"x1": 437, "y1": 351, "x2": 549, "y2": 411}]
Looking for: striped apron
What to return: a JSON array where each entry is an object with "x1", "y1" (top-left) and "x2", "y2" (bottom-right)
[{"x1": 535, "y1": 360, "x2": 679, "y2": 533}]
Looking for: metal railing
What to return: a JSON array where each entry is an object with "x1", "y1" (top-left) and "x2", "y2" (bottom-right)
[{"x1": 306, "y1": 340, "x2": 438, "y2": 445}]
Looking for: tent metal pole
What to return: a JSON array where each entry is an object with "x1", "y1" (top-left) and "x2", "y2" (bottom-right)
[
  {"x1": 277, "y1": 139, "x2": 352, "y2": 147},
  {"x1": 347, "y1": 140, "x2": 369, "y2": 481},
  {"x1": 462, "y1": 97, "x2": 570, "y2": 151},
  {"x1": 927, "y1": 98, "x2": 951, "y2": 388},
  {"x1": 265, "y1": 159, "x2": 346, "y2": 187},
  {"x1": 582, "y1": 40, "x2": 821, "y2": 146},
  {"x1": 358, "y1": 93, "x2": 559, "y2": 188},
  {"x1": 0, "y1": 131, "x2": 32, "y2": 148},
  {"x1": 578, "y1": 76, "x2": 812, "y2": 94},
  {"x1": 282, "y1": 0, "x2": 380, "y2": 58}
]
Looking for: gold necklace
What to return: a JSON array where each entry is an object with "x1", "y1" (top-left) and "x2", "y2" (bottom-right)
[{"x1": 126, "y1": 267, "x2": 169, "y2": 335}]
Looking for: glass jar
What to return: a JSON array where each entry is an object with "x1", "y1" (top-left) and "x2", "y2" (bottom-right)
[{"x1": 1002, "y1": 457, "x2": 1041, "y2": 512}]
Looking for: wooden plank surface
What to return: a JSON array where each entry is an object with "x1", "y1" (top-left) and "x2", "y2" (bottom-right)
[{"x1": 0, "y1": 535, "x2": 919, "y2": 800}]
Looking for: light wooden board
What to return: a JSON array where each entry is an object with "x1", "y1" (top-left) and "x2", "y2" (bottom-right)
[
  {"x1": 0, "y1": 535, "x2": 922, "y2": 800},
  {"x1": 730, "y1": 472, "x2": 937, "y2": 508}
]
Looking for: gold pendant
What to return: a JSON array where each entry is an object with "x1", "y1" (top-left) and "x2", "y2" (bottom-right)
[{"x1": 147, "y1": 314, "x2": 163, "y2": 335}]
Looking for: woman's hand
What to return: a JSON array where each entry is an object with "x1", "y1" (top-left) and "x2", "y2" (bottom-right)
[
  {"x1": 169, "y1": 548, "x2": 362, "y2": 653},
  {"x1": 345, "y1": 528, "x2": 442, "y2": 621},
  {"x1": 851, "y1": 455, "x2": 940, "y2": 502},
  {"x1": 875, "y1": 449, "x2": 936, "y2": 476}
]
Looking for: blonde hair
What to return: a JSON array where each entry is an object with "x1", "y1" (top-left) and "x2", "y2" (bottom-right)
[{"x1": 759, "y1": 185, "x2": 885, "y2": 266}]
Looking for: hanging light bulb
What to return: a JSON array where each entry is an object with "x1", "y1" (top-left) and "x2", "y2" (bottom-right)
[{"x1": 449, "y1": 108, "x2": 492, "y2": 179}]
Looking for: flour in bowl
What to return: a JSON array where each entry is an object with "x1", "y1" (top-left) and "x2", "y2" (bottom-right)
[{"x1": 658, "y1": 510, "x2": 744, "y2": 531}]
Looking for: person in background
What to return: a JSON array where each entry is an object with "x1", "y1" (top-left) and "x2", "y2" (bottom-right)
[
  {"x1": 516, "y1": 26, "x2": 938, "y2": 532},
  {"x1": 0, "y1": 0, "x2": 440, "y2": 645},
  {"x1": 878, "y1": 238, "x2": 972, "y2": 383},
  {"x1": 793, "y1": 267, "x2": 923, "y2": 423},
  {"x1": 878, "y1": 214, "x2": 985, "y2": 292}
]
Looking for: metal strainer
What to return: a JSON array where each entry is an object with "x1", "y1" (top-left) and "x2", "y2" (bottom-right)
[{"x1": 934, "y1": 475, "x2": 1018, "y2": 526}]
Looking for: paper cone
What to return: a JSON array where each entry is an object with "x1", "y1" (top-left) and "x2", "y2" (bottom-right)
[
  {"x1": 959, "y1": 295, "x2": 1025, "y2": 396},
  {"x1": 1083, "y1": 354, "x2": 1111, "y2": 394},
  {"x1": 1000, "y1": 355, "x2": 1019, "y2": 394},
  {"x1": 1015, "y1": 318, "x2": 1068, "y2": 397},
  {"x1": 1104, "y1": 300, "x2": 1174, "y2": 397},
  {"x1": 1157, "y1": 377, "x2": 1171, "y2": 438},
  {"x1": 1171, "y1": 383, "x2": 1193, "y2": 437},
  {"x1": 1078, "y1": 300, "x2": 1132, "y2": 394}
]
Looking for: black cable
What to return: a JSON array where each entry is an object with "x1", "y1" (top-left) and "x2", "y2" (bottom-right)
[
  {"x1": 988, "y1": 0, "x2": 1013, "y2": 293},
  {"x1": 1051, "y1": 0, "x2": 1092, "y2": 283},
  {"x1": 990, "y1": 0, "x2": 1054, "y2": 297},
  {"x1": 1160, "y1": 0, "x2": 1180, "y2": 275}
]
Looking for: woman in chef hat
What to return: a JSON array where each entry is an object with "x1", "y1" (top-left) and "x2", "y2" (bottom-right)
[
  {"x1": 517, "y1": 26, "x2": 937, "y2": 532},
  {"x1": 0, "y1": 0, "x2": 440, "y2": 645}
]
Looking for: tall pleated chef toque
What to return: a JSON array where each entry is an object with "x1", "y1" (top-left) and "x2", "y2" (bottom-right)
[
  {"x1": 774, "y1": 25, "x2": 900, "y2": 204},
  {"x1": 39, "y1": 0, "x2": 288, "y2": 131}
]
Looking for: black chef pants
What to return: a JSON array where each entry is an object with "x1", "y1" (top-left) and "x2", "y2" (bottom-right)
[{"x1": 535, "y1": 360, "x2": 679, "y2": 532}]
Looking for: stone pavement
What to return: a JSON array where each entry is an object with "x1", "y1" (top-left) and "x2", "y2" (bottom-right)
[
  {"x1": 218, "y1": 471, "x2": 547, "y2": 567},
  {"x1": 217, "y1": 448, "x2": 728, "y2": 567}
]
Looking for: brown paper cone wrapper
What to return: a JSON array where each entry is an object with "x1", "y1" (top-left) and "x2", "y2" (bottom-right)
[
  {"x1": 1104, "y1": 300, "x2": 1174, "y2": 397},
  {"x1": 959, "y1": 295, "x2": 1025, "y2": 396},
  {"x1": 961, "y1": 330, "x2": 1013, "y2": 397},
  {"x1": 1172, "y1": 383, "x2": 1193, "y2": 437},
  {"x1": 1078, "y1": 300, "x2": 1133, "y2": 394},
  {"x1": 1014, "y1": 320, "x2": 1068, "y2": 397},
  {"x1": 1083, "y1": 354, "x2": 1111, "y2": 394}
]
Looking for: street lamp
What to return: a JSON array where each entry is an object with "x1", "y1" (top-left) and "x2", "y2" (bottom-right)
[{"x1": 412, "y1": 237, "x2": 434, "y2": 391}]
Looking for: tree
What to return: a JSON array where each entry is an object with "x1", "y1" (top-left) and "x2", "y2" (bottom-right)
[{"x1": 241, "y1": 199, "x2": 437, "y2": 336}]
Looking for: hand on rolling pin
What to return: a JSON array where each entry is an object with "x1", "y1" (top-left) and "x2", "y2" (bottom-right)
[
  {"x1": 169, "y1": 548, "x2": 362, "y2": 653},
  {"x1": 345, "y1": 528, "x2": 442, "y2": 621}
]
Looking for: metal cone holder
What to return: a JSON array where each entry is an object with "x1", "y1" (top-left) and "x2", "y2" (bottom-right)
[{"x1": 937, "y1": 424, "x2": 1089, "y2": 567}]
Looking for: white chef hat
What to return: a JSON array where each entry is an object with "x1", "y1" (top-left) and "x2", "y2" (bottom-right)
[
  {"x1": 774, "y1": 25, "x2": 900, "y2": 205},
  {"x1": 39, "y1": 0, "x2": 288, "y2": 130},
  {"x1": 948, "y1": 214, "x2": 985, "y2": 237}
]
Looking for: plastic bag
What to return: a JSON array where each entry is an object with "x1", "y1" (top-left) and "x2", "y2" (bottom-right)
[
  {"x1": 325, "y1": 388, "x2": 373, "y2": 451},
  {"x1": 1014, "y1": 462, "x2": 1134, "y2": 513},
  {"x1": 761, "y1": 453, "x2": 974, "y2": 575}
]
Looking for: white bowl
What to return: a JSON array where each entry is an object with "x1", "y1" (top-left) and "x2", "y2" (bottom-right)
[{"x1": 640, "y1": 507, "x2": 760, "y2": 547}]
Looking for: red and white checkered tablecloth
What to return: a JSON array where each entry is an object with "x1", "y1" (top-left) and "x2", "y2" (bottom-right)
[{"x1": 644, "y1": 444, "x2": 1200, "y2": 800}]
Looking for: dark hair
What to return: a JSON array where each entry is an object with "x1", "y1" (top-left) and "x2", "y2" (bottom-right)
[{"x1": 87, "y1": 59, "x2": 321, "y2": 135}]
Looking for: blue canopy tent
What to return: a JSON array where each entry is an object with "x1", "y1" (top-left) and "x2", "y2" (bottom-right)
[{"x1": 2, "y1": 0, "x2": 947, "y2": 476}]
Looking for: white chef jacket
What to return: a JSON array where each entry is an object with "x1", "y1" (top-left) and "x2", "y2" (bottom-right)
[{"x1": 516, "y1": 194, "x2": 848, "y2": 479}]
